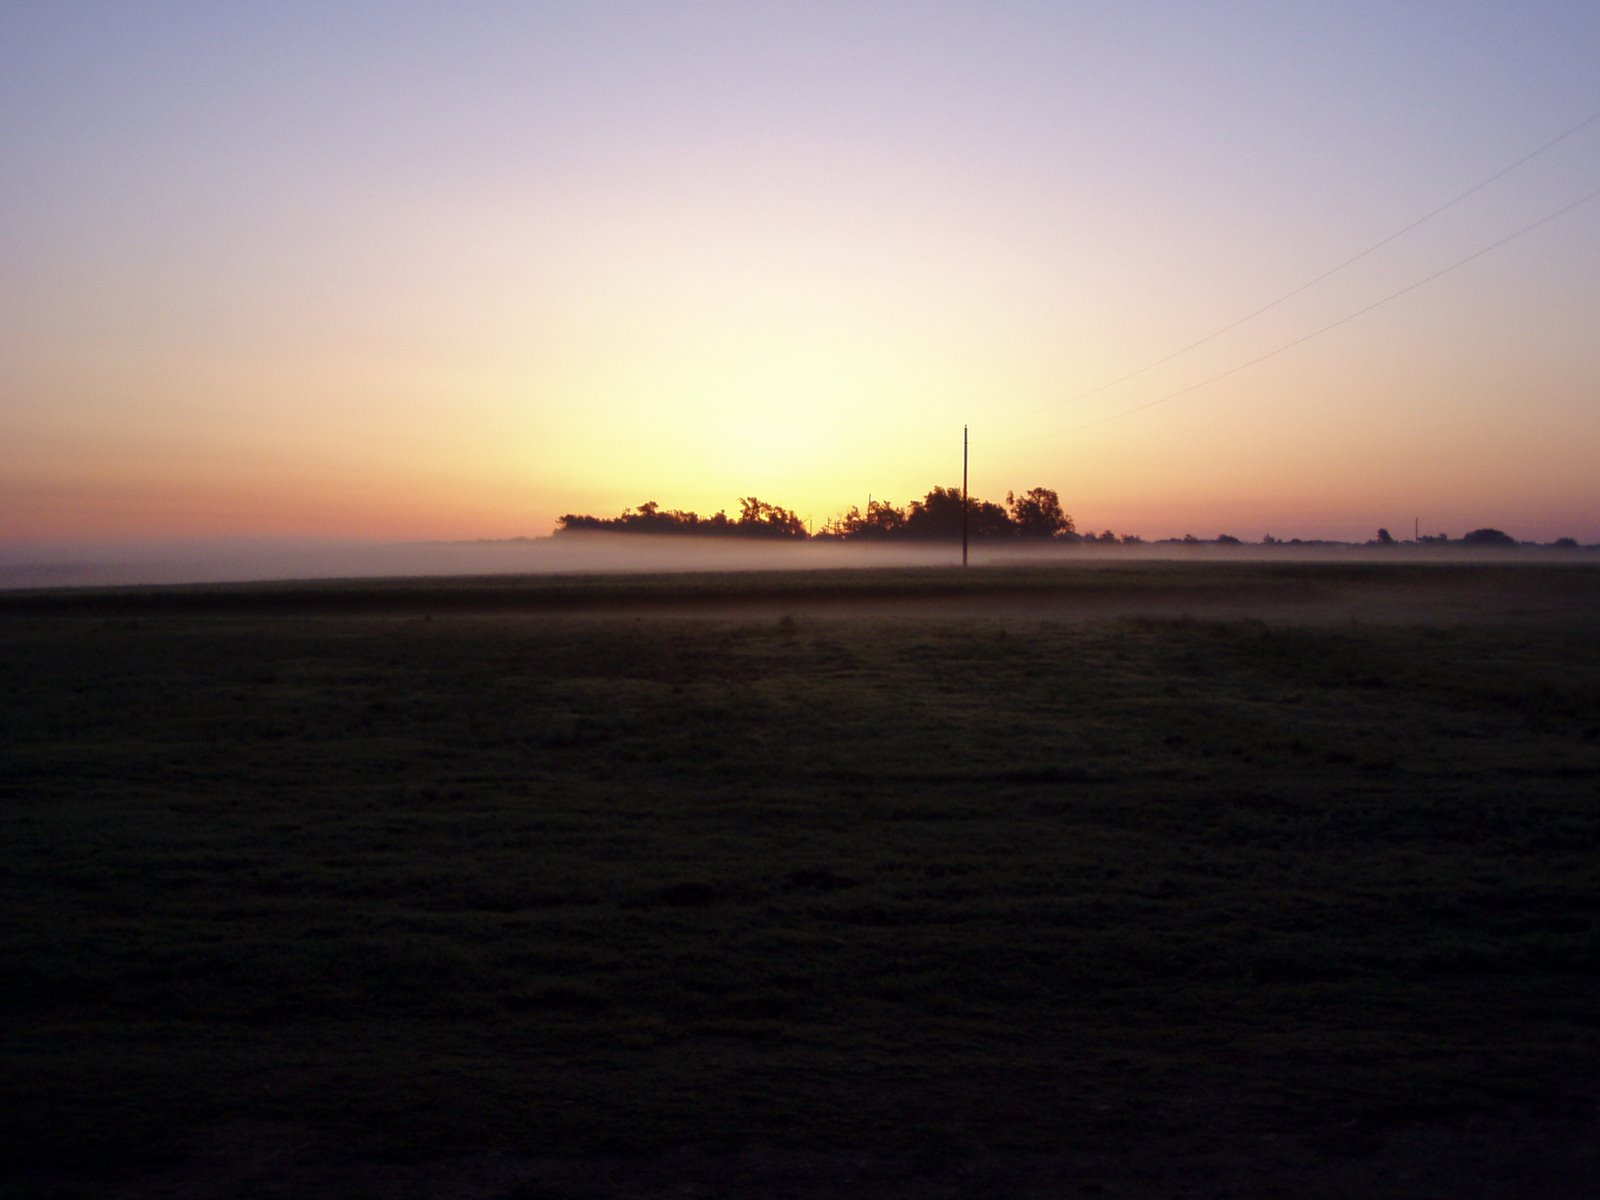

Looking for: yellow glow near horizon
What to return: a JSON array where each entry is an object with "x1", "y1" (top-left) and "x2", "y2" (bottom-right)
[{"x1": 4, "y1": 8, "x2": 1598, "y2": 549}]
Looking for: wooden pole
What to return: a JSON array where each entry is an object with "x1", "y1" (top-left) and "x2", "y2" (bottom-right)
[{"x1": 962, "y1": 425, "x2": 969, "y2": 567}]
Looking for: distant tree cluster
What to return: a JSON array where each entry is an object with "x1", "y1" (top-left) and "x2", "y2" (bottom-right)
[
  {"x1": 556, "y1": 486, "x2": 1080, "y2": 542},
  {"x1": 816, "y1": 486, "x2": 1076, "y2": 541},
  {"x1": 555, "y1": 497, "x2": 807, "y2": 539},
  {"x1": 553, "y1": 498, "x2": 1588, "y2": 550},
  {"x1": 1401, "y1": 528, "x2": 1584, "y2": 548},
  {"x1": 1076, "y1": 529, "x2": 1133, "y2": 545},
  {"x1": 1414, "y1": 528, "x2": 1519, "y2": 546}
]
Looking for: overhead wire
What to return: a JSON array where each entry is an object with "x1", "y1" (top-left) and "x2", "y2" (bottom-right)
[
  {"x1": 1056, "y1": 107, "x2": 1600, "y2": 408},
  {"x1": 1061, "y1": 179, "x2": 1600, "y2": 433}
]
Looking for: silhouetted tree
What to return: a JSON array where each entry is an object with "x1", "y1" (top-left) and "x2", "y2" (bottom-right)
[
  {"x1": 903, "y1": 487, "x2": 969, "y2": 539},
  {"x1": 1461, "y1": 528, "x2": 1516, "y2": 547},
  {"x1": 866, "y1": 499, "x2": 907, "y2": 537},
  {"x1": 554, "y1": 498, "x2": 803, "y2": 538},
  {"x1": 736, "y1": 497, "x2": 807, "y2": 538},
  {"x1": 560, "y1": 483, "x2": 1100, "y2": 544},
  {"x1": 815, "y1": 508, "x2": 860, "y2": 539},
  {"x1": 970, "y1": 498, "x2": 1014, "y2": 539},
  {"x1": 1006, "y1": 487, "x2": 1073, "y2": 539},
  {"x1": 820, "y1": 499, "x2": 911, "y2": 538},
  {"x1": 1375, "y1": 528, "x2": 1394, "y2": 545}
]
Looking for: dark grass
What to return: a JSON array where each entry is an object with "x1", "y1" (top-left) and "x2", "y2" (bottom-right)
[{"x1": 3, "y1": 563, "x2": 1599, "y2": 1196}]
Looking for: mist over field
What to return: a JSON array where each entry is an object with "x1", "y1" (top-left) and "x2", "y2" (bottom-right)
[
  {"x1": 7, "y1": 2, "x2": 1599, "y2": 1192},
  {"x1": 1, "y1": 533, "x2": 1589, "y2": 590},
  {"x1": 0, "y1": 536, "x2": 944, "y2": 589}
]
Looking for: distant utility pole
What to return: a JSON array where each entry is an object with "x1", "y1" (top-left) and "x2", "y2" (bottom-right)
[{"x1": 961, "y1": 425, "x2": 969, "y2": 568}]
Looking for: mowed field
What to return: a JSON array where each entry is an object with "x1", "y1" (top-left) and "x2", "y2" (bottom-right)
[{"x1": 3, "y1": 561, "x2": 1598, "y2": 1198}]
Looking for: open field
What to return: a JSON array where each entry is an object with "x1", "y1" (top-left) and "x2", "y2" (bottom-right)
[{"x1": 4, "y1": 562, "x2": 1599, "y2": 1197}]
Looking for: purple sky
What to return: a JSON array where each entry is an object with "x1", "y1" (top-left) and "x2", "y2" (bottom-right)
[{"x1": 4, "y1": 2, "x2": 1598, "y2": 554}]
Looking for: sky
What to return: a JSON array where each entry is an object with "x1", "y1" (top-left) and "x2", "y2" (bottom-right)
[{"x1": 4, "y1": 1, "x2": 1598, "y2": 550}]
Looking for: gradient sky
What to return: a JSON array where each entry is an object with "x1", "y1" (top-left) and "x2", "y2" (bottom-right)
[{"x1": 4, "y1": 1, "x2": 1598, "y2": 546}]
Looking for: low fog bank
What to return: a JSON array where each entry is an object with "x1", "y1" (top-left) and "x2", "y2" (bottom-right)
[
  {"x1": 0, "y1": 536, "x2": 960, "y2": 589},
  {"x1": 2, "y1": 534, "x2": 1594, "y2": 591}
]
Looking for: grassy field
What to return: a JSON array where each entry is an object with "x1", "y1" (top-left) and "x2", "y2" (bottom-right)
[{"x1": 3, "y1": 562, "x2": 1598, "y2": 1197}]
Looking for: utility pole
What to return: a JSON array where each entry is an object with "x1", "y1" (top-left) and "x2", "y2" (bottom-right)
[{"x1": 961, "y1": 425, "x2": 969, "y2": 567}]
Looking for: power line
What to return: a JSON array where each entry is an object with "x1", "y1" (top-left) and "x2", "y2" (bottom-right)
[
  {"x1": 1061, "y1": 180, "x2": 1600, "y2": 434},
  {"x1": 1055, "y1": 107, "x2": 1600, "y2": 408}
]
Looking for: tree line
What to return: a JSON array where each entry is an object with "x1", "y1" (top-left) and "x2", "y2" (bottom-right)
[
  {"x1": 555, "y1": 497, "x2": 808, "y2": 539},
  {"x1": 555, "y1": 486, "x2": 1079, "y2": 541},
  {"x1": 555, "y1": 498, "x2": 1586, "y2": 548}
]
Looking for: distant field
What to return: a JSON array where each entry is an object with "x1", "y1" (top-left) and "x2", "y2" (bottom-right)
[
  {"x1": 4, "y1": 562, "x2": 1598, "y2": 1197},
  {"x1": 5, "y1": 557, "x2": 1598, "y2": 620}
]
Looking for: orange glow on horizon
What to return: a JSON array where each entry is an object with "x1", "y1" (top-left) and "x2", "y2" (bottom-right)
[{"x1": 4, "y1": 8, "x2": 1597, "y2": 550}]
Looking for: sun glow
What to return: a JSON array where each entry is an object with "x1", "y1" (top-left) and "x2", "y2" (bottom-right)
[{"x1": 4, "y1": 6, "x2": 1598, "y2": 548}]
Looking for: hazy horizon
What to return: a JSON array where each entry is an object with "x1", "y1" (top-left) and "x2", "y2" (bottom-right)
[
  {"x1": 4, "y1": 529, "x2": 1593, "y2": 592},
  {"x1": 4, "y1": 5, "x2": 1597, "y2": 544}
]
